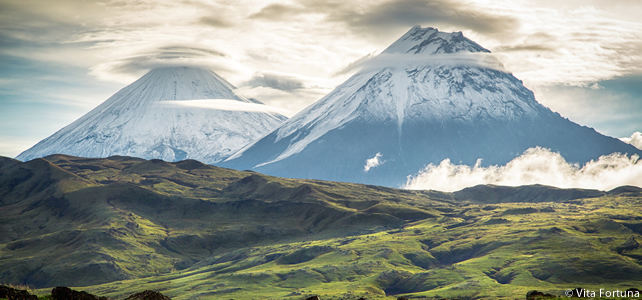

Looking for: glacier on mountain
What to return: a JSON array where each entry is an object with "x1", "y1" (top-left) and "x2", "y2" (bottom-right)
[{"x1": 221, "y1": 26, "x2": 642, "y2": 187}]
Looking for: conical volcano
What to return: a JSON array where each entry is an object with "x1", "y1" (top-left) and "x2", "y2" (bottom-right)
[
  {"x1": 221, "y1": 26, "x2": 642, "y2": 187},
  {"x1": 16, "y1": 67, "x2": 287, "y2": 163}
]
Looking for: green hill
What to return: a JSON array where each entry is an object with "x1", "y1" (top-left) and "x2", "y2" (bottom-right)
[{"x1": 1, "y1": 155, "x2": 641, "y2": 299}]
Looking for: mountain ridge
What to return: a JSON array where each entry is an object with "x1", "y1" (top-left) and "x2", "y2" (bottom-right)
[{"x1": 382, "y1": 26, "x2": 490, "y2": 55}]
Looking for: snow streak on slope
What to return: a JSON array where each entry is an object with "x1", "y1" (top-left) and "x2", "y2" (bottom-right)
[{"x1": 17, "y1": 67, "x2": 286, "y2": 163}]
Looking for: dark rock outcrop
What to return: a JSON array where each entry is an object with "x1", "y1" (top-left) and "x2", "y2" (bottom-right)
[
  {"x1": 526, "y1": 290, "x2": 556, "y2": 299},
  {"x1": 51, "y1": 286, "x2": 107, "y2": 300},
  {"x1": 0, "y1": 285, "x2": 38, "y2": 300}
]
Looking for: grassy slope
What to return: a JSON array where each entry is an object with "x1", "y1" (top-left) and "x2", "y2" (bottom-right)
[
  {"x1": 75, "y1": 196, "x2": 642, "y2": 300},
  {"x1": 1, "y1": 155, "x2": 641, "y2": 299},
  {"x1": 0, "y1": 155, "x2": 442, "y2": 288}
]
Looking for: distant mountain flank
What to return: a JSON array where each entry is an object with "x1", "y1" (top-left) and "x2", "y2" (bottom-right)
[
  {"x1": 221, "y1": 26, "x2": 642, "y2": 187},
  {"x1": 16, "y1": 67, "x2": 287, "y2": 164}
]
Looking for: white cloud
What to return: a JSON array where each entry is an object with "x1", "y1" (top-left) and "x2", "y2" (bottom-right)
[
  {"x1": 621, "y1": 132, "x2": 642, "y2": 150},
  {"x1": 338, "y1": 52, "x2": 506, "y2": 75},
  {"x1": 246, "y1": 71, "x2": 305, "y2": 91},
  {"x1": 158, "y1": 99, "x2": 290, "y2": 115},
  {"x1": 364, "y1": 152, "x2": 383, "y2": 172},
  {"x1": 403, "y1": 147, "x2": 642, "y2": 192}
]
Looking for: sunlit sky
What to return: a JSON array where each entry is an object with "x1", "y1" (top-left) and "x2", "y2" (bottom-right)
[{"x1": 1, "y1": 0, "x2": 642, "y2": 158}]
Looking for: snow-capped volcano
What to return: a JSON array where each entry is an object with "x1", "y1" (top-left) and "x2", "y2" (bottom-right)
[
  {"x1": 16, "y1": 67, "x2": 287, "y2": 163},
  {"x1": 221, "y1": 26, "x2": 642, "y2": 187}
]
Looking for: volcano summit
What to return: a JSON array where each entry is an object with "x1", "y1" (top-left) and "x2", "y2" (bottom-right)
[
  {"x1": 221, "y1": 26, "x2": 641, "y2": 187},
  {"x1": 16, "y1": 67, "x2": 287, "y2": 163}
]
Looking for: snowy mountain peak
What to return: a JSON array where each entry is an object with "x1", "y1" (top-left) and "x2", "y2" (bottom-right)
[
  {"x1": 221, "y1": 26, "x2": 641, "y2": 188},
  {"x1": 16, "y1": 66, "x2": 286, "y2": 163},
  {"x1": 124, "y1": 66, "x2": 253, "y2": 103},
  {"x1": 383, "y1": 26, "x2": 490, "y2": 55}
]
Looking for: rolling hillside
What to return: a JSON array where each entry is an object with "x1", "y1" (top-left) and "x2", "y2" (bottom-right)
[{"x1": 1, "y1": 155, "x2": 641, "y2": 299}]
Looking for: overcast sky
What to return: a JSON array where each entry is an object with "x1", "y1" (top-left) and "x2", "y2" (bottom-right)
[{"x1": 1, "y1": 0, "x2": 642, "y2": 158}]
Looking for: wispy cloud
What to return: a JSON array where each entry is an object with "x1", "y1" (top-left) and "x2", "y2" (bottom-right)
[
  {"x1": 3, "y1": 0, "x2": 641, "y2": 87},
  {"x1": 3, "y1": 0, "x2": 642, "y2": 97},
  {"x1": 322, "y1": 0, "x2": 519, "y2": 40},
  {"x1": 246, "y1": 71, "x2": 305, "y2": 91},
  {"x1": 403, "y1": 147, "x2": 642, "y2": 192},
  {"x1": 489, "y1": 5, "x2": 642, "y2": 87},
  {"x1": 364, "y1": 152, "x2": 383, "y2": 172},
  {"x1": 158, "y1": 99, "x2": 290, "y2": 115},
  {"x1": 337, "y1": 52, "x2": 506, "y2": 75}
]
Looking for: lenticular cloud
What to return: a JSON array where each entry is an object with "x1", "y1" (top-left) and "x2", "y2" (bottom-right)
[{"x1": 403, "y1": 147, "x2": 642, "y2": 192}]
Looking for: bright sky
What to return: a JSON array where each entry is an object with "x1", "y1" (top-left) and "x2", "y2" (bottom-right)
[{"x1": 1, "y1": 0, "x2": 642, "y2": 158}]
